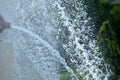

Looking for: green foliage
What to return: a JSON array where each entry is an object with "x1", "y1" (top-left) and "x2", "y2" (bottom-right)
[
  {"x1": 110, "y1": 6, "x2": 120, "y2": 33},
  {"x1": 83, "y1": 0, "x2": 113, "y2": 34},
  {"x1": 97, "y1": 20, "x2": 120, "y2": 80},
  {"x1": 85, "y1": 0, "x2": 120, "y2": 79},
  {"x1": 111, "y1": 6, "x2": 120, "y2": 22},
  {"x1": 73, "y1": 68, "x2": 83, "y2": 80},
  {"x1": 100, "y1": 0, "x2": 109, "y2": 4},
  {"x1": 118, "y1": 76, "x2": 120, "y2": 80},
  {"x1": 97, "y1": 21, "x2": 116, "y2": 40},
  {"x1": 59, "y1": 67, "x2": 83, "y2": 80},
  {"x1": 59, "y1": 71, "x2": 71, "y2": 80},
  {"x1": 98, "y1": 0, "x2": 113, "y2": 21}
]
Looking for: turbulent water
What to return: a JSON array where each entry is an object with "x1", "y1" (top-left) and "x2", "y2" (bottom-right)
[{"x1": 0, "y1": 0, "x2": 111, "y2": 80}]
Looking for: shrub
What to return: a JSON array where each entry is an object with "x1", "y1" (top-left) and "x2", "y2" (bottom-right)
[{"x1": 97, "y1": 20, "x2": 120, "y2": 80}]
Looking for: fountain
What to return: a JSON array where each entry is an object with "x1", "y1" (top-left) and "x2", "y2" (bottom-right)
[{"x1": 0, "y1": 0, "x2": 111, "y2": 80}]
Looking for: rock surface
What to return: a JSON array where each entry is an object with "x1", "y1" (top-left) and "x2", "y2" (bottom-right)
[
  {"x1": 0, "y1": 14, "x2": 10, "y2": 33},
  {"x1": 0, "y1": 41, "x2": 14, "y2": 80}
]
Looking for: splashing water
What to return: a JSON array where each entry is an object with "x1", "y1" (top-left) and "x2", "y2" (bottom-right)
[
  {"x1": 11, "y1": 25, "x2": 79, "y2": 80},
  {"x1": 53, "y1": 1, "x2": 111, "y2": 80},
  {"x1": 0, "y1": 0, "x2": 112, "y2": 80}
]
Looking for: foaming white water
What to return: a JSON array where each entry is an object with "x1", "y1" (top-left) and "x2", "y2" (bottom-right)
[
  {"x1": 11, "y1": 25, "x2": 79, "y2": 80},
  {"x1": 0, "y1": 0, "x2": 111, "y2": 79},
  {"x1": 54, "y1": 1, "x2": 111, "y2": 80}
]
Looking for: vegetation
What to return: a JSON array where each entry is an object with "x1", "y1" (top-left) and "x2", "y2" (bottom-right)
[
  {"x1": 59, "y1": 67, "x2": 83, "y2": 80},
  {"x1": 94, "y1": 0, "x2": 120, "y2": 80},
  {"x1": 97, "y1": 20, "x2": 120, "y2": 80}
]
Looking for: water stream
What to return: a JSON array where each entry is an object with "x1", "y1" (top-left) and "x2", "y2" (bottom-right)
[
  {"x1": 11, "y1": 25, "x2": 79, "y2": 80},
  {"x1": 0, "y1": 0, "x2": 111, "y2": 80}
]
